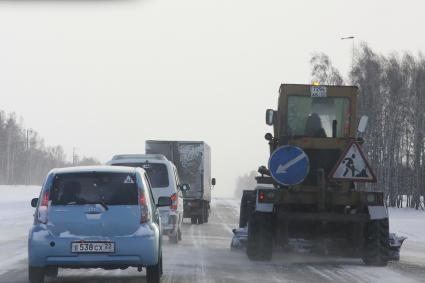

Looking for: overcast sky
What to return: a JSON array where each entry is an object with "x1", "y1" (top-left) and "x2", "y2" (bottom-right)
[{"x1": 1, "y1": 0, "x2": 425, "y2": 197}]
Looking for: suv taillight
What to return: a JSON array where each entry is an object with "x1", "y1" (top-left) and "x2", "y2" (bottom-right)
[
  {"x1": 170, "y1": 193, "x2": 177, "y2": 211},
  {"x1": 139, "y1": 193, "x2": 151, "y2": 224},
  {"x1": 37, "y1": 191, "x2": 49, "y2": 224}
]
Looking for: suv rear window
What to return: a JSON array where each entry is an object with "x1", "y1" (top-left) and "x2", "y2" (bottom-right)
[
  {"x1": 50, "y1": 172, "x2": 138, "y2": 206},
  {"x1": 112, "y1": 163, "x2": 169, "y2": 188}
]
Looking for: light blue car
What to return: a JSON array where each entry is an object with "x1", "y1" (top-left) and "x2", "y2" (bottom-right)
[{"x1": 28, "y1": 166, "x2": 171, "y2": 283}]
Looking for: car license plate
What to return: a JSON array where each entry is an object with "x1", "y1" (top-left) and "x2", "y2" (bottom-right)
[
  {"x1": 160, "y1": 212, "x2": 168, "y2": 223},
  {"x1": 161, "y1": 216, "x2": 168, "y2": 224},
  {"x1": 71, "y1": 242, "x2": 115, "y2": 253}
]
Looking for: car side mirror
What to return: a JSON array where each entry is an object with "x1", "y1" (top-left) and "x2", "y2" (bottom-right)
[
  {"x1": 157, "y1": 196, "x2": 172, "y2": 207},
  {"x1": 265, "y1": 109, "x2": 275, "y2": 126},
  {"x1": 31, "y1": 198, "x2": 38, "y2": 208},
  {"x1": 212, "y1": 178, "x2": 216, "y2": 186},
  {"x1": 358, "y1": 115, "x2": 369, "y2": 134},
  {"x1": 179, "y1": 184, "x2": 190, "y2": 192}
]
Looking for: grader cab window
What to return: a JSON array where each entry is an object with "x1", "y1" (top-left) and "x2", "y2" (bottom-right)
[{"x1": 287, "y1": 96, "x2": 350, "y2": 138}]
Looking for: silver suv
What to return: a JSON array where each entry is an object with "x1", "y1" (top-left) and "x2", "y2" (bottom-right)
[{"x1": 107, "y1": 154, "x2": 188, "y2": 243}]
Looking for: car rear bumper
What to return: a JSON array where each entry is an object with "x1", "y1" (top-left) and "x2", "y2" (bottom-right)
[
  {"x1": 28, "y1": 223, "x2": 160, "y2": 268},
  {"x1": 44, "y1": 255, "x2": 144, "y2": 268}
]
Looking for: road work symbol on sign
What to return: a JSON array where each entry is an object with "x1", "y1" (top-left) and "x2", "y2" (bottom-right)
[
  {"x1": 269, "y1": 145, "x2": 310, "y2": 186},
  {"x1": 329, "y1": 141, "x2": 377, "y2": 182}
]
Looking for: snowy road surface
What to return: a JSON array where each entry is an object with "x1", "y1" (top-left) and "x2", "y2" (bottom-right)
[{"x1": 1, "y1": 187, "x2": 425, "y2": 283}]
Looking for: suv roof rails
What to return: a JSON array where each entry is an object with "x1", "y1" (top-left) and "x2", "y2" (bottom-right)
[{"x1": 111, "y1": 154, "x2": 169, "y2": 161}]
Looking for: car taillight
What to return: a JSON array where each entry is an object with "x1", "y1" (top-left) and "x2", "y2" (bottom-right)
[
  {"x1": 139, "y1": 193, "x2": 151, "y2": 224},
  {"x1": 37, "y1": 191, "x2": 49, "y2": 224},
  {"x1": 170, "y1": 193, "x2": 177, "y2": 211}
]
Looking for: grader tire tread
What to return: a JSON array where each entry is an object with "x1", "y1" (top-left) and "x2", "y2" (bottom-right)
[
  {"x1": 363, "y1": 219, "x2": 390, "y2": 266},
  {"x1": 247, "y1": 213, "x2": 273, "y2": 261}
]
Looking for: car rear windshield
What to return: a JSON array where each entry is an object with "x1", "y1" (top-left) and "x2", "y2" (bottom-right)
[
  {"x1": 50, "y1": 172, "x2": 138, "y2": 206},
  {"x1": 112, "y1": 163, "x2": 169, "y2": 188}
]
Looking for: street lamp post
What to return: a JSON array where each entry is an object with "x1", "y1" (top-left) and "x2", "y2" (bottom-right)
[{"x1": 341, "y1": 36, "x2": 355, "y2": 70}]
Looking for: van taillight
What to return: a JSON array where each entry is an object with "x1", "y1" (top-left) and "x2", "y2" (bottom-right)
[
  {"x1": 170, "y1": 193, "x2": 177, "y2": 210},
  {"x1": 37, "y1": 191, "x2": 49, "y2": 224},
  {"x1": 139, "y1": 193, "x2": 151, "y2": 224}
]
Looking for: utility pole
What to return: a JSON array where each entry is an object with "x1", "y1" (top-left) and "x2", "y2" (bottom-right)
[
  {"x1": 72, "y1": 147, "x2": 78, "y2": 166},
  {"x1": 25, "y1": 129, "x2": 33, "y2": 185}
]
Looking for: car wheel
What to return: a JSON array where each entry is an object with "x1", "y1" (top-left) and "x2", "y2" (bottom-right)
[
  {"x1": 146, "y1": 252, "x2": 162, "y2": 283},
  {"x1": 28, "y1": 266, "x2": 45, "y2": 283},
  {"x1": 169, "y1": 233, "x2": 178, "y2": 244},
  {"x1": 45, "y1": 266, "x2": 58, "y2": 278},
  {"x1": 191, "y1": 216, "x2": 197, "y2": 224},
  {"x1": 177, "y1": 228, "x2": 182, "y2": 241}
]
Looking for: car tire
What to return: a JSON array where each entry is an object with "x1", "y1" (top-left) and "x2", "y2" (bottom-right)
[
  {"x1": 191, "y1": 216, "x2": 197, "y2": 224},
  {"x1": 28, "y1": 266, "x2": 45, "y2": 283},
  {"x1": 177, "y1": 228, "x2": 182, "y2": 241},
  {"x1": 45, "y1": 266, "x2": 58, "y2": 278},
  {"x1": 169, "y1": 233, "x2": 178, "y2": 244},
  {"x1": 146, "y1": 252, "x2": 162, "y2": 283}
]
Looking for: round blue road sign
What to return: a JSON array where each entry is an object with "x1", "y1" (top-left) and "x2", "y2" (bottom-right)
[{"x1": 268, "y1": 145, "x2": 310, "y2": 186}]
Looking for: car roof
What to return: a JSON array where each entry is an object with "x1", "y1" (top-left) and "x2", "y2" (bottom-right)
[
  {"x1": 51, "y1": 165, "x2": 143, "y2": 175},
  {"x1": 111, "y1": 154, "x2": 168, "y2": 161},
  {"x1": 107, "y1": 156, "x2": 174, "y2": 167}
]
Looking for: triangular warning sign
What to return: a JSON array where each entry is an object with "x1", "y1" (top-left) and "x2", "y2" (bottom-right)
[
  {"x1": 329, "y1": 141, "x2": 377, "y2": 182},
  {"x1": 123, "y1": 175, "x2": 135, "y2": 184}
]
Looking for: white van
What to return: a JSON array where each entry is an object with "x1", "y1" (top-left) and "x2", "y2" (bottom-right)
[{"x1": 107, "y1": 154, "x2": 188, "y2": 243}]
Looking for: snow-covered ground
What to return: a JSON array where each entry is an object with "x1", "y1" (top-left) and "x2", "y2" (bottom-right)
[
  {"x1": 0, "y1": 186, "x2": 424, "y2": 283},
  {"x1": 0, "y1": 186, "x2": 41, "y2": 276},
  {"x1": 389, "y1": 207, "x2": 425, "y2": 242}
]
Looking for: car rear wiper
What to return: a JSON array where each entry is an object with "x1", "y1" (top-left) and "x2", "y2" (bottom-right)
[{"x1": 85, "y1": 201, "x2": 109, "y2": 211}]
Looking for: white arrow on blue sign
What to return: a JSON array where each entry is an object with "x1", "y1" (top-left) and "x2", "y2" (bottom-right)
[{"x1": 268, "y1": 145, "x2": 310, "y2": 186}]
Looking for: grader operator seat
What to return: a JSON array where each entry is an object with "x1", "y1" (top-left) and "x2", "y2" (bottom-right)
[{"x1": 304, "y1": 113, "x2": 327, "y2": 138}]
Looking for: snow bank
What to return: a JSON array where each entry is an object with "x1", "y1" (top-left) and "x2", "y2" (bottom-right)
[
  {"x1": 0, "y1": 186, "x2": 41, "y2": 275},
  {"x1": 389, "y1": 207, "x2": 425, "y2": 242},
  {"x1": 212, "y1": 198, "x2": 240, "y2": 215},
  {"x1": 0, "y1": 185, "x2": 41, "y2": 203}
]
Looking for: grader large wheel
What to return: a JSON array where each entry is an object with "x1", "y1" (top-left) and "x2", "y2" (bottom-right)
[
  {"x1": 362, "y1": 218, "x2": 390, "y2": 266},
  {"x1": 247, "y1": 212, "x2": 273, "y2": 261}
]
